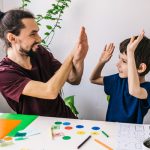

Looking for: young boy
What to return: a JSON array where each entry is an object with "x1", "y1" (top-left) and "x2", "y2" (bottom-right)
[{"x1": 90, "y1": 32, "x2": 150, "y2": 124}]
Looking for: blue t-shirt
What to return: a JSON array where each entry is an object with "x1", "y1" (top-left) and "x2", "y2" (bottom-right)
[{"x1": 104, "y1": 74, "x2": 150, "y2": 124}]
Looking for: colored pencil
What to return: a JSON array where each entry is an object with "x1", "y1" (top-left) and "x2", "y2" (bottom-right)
[
  {"x1": 77, "y1": 135, "x2": 91, "y2": 149},
  {"x1": 50, "y1": 126, "x2": 54, "y2": 140},
  {"x1": 94, "y1": 139, "x2": 113, "y2": 150},
  {"x1": 101, "y1": 130, "x2": 109, "y2": 138}
]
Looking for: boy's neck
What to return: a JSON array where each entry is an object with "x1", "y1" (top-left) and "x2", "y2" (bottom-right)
[{"x1": 139, "y1": 76, "x2": 146, "y2": 83}]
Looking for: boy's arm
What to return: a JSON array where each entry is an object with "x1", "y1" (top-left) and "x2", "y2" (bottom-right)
[
  {"x1": 90, "y1": 43, "x2": 115, "y2": 85},
  {"x1": 127, "y1": 31, "x2": 148, "y2": 99}
]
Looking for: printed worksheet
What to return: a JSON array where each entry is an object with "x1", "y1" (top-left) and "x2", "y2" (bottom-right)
[{"x1": 116, "y1": 123, "x2": 150, "y2": 150}]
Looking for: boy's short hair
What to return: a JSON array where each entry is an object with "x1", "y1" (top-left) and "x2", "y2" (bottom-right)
[{"x1": 119, "y1": 36, "x2": 150, "y2": 76}]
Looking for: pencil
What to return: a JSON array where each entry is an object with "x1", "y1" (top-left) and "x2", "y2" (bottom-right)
[
  {"x1": 94, "y1": 139, "x2": 113, "y2": 150},
  {"x1": 101, "y1": 130, "x2": 109, "y2": 138},
  {"x1": 50, "y1": 126, "x2": 54, "y2": 140},
  {"x1": 77, "y1": 135, "x2": 91, "y2": 149}
]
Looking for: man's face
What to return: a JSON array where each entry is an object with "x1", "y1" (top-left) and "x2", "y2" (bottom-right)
[
  {"x1": 116, "y1": 52, "x2": 128, "y2": 78},
  {"x1": 15, "y1": 18, "x2": 42, "y2": 56}
]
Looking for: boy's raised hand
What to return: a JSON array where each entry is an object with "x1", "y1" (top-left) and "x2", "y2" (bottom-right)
[
  {"x1": 127, "y1": 31, "x2": 145, "y2": 53},
  {"x1": 99, "y1": 43, "x2": 115, "y2": 63}
]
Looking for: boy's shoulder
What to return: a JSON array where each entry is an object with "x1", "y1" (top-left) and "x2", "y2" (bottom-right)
[
  {"x1": 104, "y1": 73, "x2": 127, "y2": 87},
  {"x1": 104, "y1": 73, "x2": 119, "y2": 78},
  {"x1": 104, "y1": 73, "x2": 125, "y2": 81},
  {"x1": 141, "y1": 81, "x2": 150, "y2": 88}
]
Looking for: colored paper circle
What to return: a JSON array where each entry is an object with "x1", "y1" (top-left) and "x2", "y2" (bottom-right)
[
  {"x1": 65, "y1": 126, "x2": 73, "y2": 130},
  {"x1": 3, "y1": 136, "x2": 13, "y2": 141},
  {"x1": 76, "y1": 125, "x2": 84, "y2": 129},
  {"x1": 63, "y1": 122, "x2": 71, "y2": 126},
  {"x1": 91, "y1": 131, "x2": 100, "y2": 135},
  {"x1": 76, "y1": 131, "x2": 86, "y2": 135},
  {"x1": 92, "y1": 126, "x2": 100, "y2": 130},
  {"x1": 55, "y1": 121, "x2": 62, "y2": 125},
  {"x1": 62, "y1": 136, "x2": 71, "y2": 140}
]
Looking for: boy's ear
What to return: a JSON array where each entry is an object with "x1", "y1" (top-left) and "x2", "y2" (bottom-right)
[
  {"x1": 6, "y1": 33, "x2": 17, "y2": 44},
  {"x1": 137, "y1": 63, "x2": 147, "y2": 74}
]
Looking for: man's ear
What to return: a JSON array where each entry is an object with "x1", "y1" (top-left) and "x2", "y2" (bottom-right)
[
  {"x1": 137, "y1": 63, "x2": 147, "y2": 74},
  {"x1": 6, "y1": 33, "x2": 17, "y2": 44}
]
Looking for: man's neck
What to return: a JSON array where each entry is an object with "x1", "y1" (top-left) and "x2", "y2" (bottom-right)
[{"x1": 7, "y1": 47, "x2": 32, "y2": 70}]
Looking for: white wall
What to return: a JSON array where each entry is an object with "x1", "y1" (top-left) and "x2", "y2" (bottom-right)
[
  {"x1": 2, "y1": 0, "x2": 150, "y2": 123},
  {"x1": 0, "y1": 0, "x2": 2, "y2": 10},
  {"x1": 0, "y1": 0, "x2": 15, "y2": 113}
]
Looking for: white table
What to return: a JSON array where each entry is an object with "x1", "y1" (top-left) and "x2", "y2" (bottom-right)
[{"x1": 0, "y1": 114, "x2": 150, "y2": 150}]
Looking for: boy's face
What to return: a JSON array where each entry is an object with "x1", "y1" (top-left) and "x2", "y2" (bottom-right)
[{"x1": 116, "y1": 52, "x2": 128, "y2": 78}]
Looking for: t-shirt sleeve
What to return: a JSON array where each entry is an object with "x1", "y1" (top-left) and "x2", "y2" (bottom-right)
[
  {"x1": 103, "y1": 74, "x2": 118, "y2": 95},
  {"x1": 0, "y1": 70, "x2": 31, "y2": 102},
  {"x1": 141, "y1": 84, "x2": 150, "y2": 108}
]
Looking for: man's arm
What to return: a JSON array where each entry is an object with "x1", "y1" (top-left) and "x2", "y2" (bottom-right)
[
  {"x1": 22, "y1": 50, "x2": 74, "y2": 100},
  {"x1": 67, "y1": 27, "x2": 88, "y2": 85},
  {"x1": 22, "y1": 27, "x2": 89, "y2": 99},
  {"x1": 90, "y1": 43, "x2": 115, "y2": 85},
  {"x1": 127, "y1": 31, "x2": 148, "y2": 99}
]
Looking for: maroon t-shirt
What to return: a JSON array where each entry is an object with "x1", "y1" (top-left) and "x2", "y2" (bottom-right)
[{"x1": 0, "y1": 45, "x2": 76, "y2": 118}]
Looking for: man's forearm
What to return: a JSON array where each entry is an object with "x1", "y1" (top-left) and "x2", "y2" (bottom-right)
[
  {"x1": 67, "y1": 61, "x2": 84, "y2": 85},
  {"x1": 47, "y1": 54, "x2": 73, "y2": 97},
  {"x1": 22, "y1": 54, "x2": 73, "y2": 100}
]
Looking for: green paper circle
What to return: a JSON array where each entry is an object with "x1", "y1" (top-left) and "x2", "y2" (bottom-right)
[
  {"x1": 62, "y1": 136, "x2": 71, "y2": 140},
  {"x1": 55, "y1": 121, "x2": 62, "y2": 125}
]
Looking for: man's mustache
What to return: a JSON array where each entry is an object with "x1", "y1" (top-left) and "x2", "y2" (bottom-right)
[{"x1": 31, "y1": 42, "x2": 39, "y2": 48}]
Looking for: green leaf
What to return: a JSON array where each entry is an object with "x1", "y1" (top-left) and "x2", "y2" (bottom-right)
[
  {"x1": 47, "y1": 9, "x2": 53, "y2": 14},
  {"x1": 46, "y1": 25, "x2": 52, "y2": 30},
  {"x1": 64, "y1": 96, "x2": 79, "y2": 115},
  {"x1": 65, "y1": 3, "x2": 69, "y2": 7},
  {"x1": 44, "y1": 32, "x2": 50, "y2": 36},
  {"x1": 44, "y1": 16, "x2": 51, "y2": 19},
  {"x1": 25, "y1": 0, "x2": 31, "y2": 2},
  {"x1": 50, "y1": 18, "x2": 56, "y2": 20},
  {"x1": 41, "y1": 43, "x2": 48, "y2": 48},
  {"x1": 41, "y1": 40, "x2": 46, "y2": 44},
  {"x1": 107, "y1": 95, "x2": 110, "y2": 103},
  {"x1": 52, "y1": 4, "x2": 56, "y2": 7},
  {"x1": 21, "y1": 0, "x2": 71, "y2": 46}
]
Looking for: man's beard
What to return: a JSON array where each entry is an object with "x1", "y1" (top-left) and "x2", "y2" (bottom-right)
[
  {"x1": 19, "y1": 48, "x2": 35, "y2": 57},
  {"x1": 19, "y1": 43, "x2": 38, "y2": 57}
]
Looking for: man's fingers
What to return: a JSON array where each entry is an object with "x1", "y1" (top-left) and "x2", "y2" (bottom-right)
[{"x1": 78, "y1": 26, "x2": 87, "y2": 44}]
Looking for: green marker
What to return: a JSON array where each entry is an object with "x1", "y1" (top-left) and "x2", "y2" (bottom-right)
[
  {"x1": 15, "y1": 137, "x2": 28, "y2": 141},
  {"x1": 101, "y1": 130, "x2": 109, "y2": 138}
]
